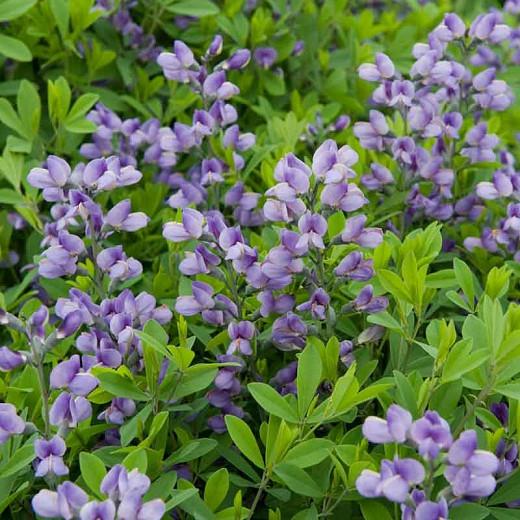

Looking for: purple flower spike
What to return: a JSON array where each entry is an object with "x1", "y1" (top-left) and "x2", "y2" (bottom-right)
[
  {"x1": 32, "y1": 481, "x2": 88, "y2": 519},
  {"x1": 0, "y1": 403, "x2": 25, "y2": 444},
  {"x1": 34, "y1": 435, "x2": 68, "y2": 477},
  {"x1": 363, "y1": 404, "x2": 412, "y2": 444}
]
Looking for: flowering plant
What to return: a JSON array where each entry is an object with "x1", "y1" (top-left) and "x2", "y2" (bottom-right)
[{"x1": 1, "y1": 0, "x2": 520, "y2": 519}]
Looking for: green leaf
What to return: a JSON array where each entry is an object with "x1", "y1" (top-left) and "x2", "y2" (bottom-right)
[
  {"x1": 360, "y1": 501, "x2": 393, "y2": 520},
  {"x1": 0, "y1": 189, "x2": 25, "y2": 205},
  {"x1": 49, "y1": 0, "x2": 69, "y2": 36},
  {"x1": 120, "y1": 403, "x2": 152, "y2": 447},
  {"x1": 166, "y1": 439, "x2": 218, "y2": 465},
  {"x1": 173, "y1": 364, "x2": 217, "y2": 399},
  {"x1": 454, "y1": 258, "x2": 475, "y2": 310},
  {"x1": 65, "y1": 93, "x2": 99, "y2": 126},
  {"x1": 123, "y1": 448, "x2": 147, "y2": 473},
  {"x1": 224, "y1": 415, "x2": 264, "y2": 469},
  {"x1": 0, "y1": 98, "x2": 25, "y2": 137},
  {"x1": 393, "y1": 371, "x2": 419, "y2": 418},
  {"x1": 17, "y1": 80, "x2": 40, "y2": 139},
  {"x1": 450, "y1": 503, "x2": 489, "y2": 520},
  {"x1": 166, "y1": 0, "x2": 219, "y2": 17},
  {"x1": 0, "y1": 442, "x2": 35, "y2": 478},
  {"x1": 378, "y1": 269, "x2": 412, "y2": 303},
  {"x1": 0, "y1": 0, "x2": 36, "y2": 21},
  {"x1": 441, "y1": 339, "x2": 489, "y2": 383},
  {"x1": 248, "y1": 382, "x2": 299, "y2": 423},
  {"x1": 165, "y1": 489, "x2": 199, "y2": 512},
  {"x1": 494, "y1": 383, "x2": 520, "y2": 401},
  {"x1": 489, "y1": 508, "x2": 520, "y2": 520},
  {"x1": 367, "y1": 311, "x2": 401, "y2": 331},
  {"x1": 204, "y1": 468, "x2": 229, "y2": 511},
  {"x1": 94, "y1": 369, "x2": 149, "y2": 401},
  {"x1": 0, "y1": 34, "x2": 31, "y2": 61},
  {"x1": 273, "y1": 463, "x2": 323, "y2": 498},
  {"x1": 79, "y1": 453, "x2": 106, "y2": 498},
  {"x1": 297, "y1": 342, "x2": 322, "y2": 417},
  {"x1": 283, "y1": 439, "x2": 333, "y2": 468}
]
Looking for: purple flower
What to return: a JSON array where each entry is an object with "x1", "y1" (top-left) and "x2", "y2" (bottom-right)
[
  {"x1": 335, "y1": 251, "x2": 374, "y2": 280},
  {"x1": 50, "y1": 355, "x2": 98, "y2": 396},
  {"x1": 224, "y1": 49, "x2": 251, "y2": 70},
  {"x1": 257, "y1": 291, "x2": 294, "y2": 317},
  {"x1": 389, "y1": 80, "x2": 415, "y2": 107},
  {"x1": 96, "y1": 246, "x2": 143, "y2": 281},
  {"x1": 409, "y1": 411, "x2": 452, "y2": 459},
  {"x1": 203, "y1": 71, "x2": 240, "y2": 100},
  {"x1": 341, "y1": 215, "x2": 383, "y2": 248},
  {"x1": 39, "y1": 231, "x2": 85, "y2": 279},
  {"x1": 296, "y1": 289, "x2": 330, "y2": 320},
  {"x1": 79, "y1": 500, "x2": 116, "y2": 520},
  {"x1": 461, "y1": 123, "x2": 499, "y2": 163},
  {"x1": 0, "y1": 347, "x2": 26, "y2": 371},
  {"x1": 254, "y1": 47, "x2": 277, "y2": 68},
  {"x1": 0, "y1": 403, "x2": 25, "y2": 444},
  {"x1": 444, "y1": 430, "x2": 499, "y2": 497},
  {"x1": 157, "y1": 40, "x2": 196, "y2": 82},
  {"x1": 358, "y1": 53, "x2": 395, "y2": 82},
  {"x1": 32, "y1": 481, "x2": 88, "y2": 519},
  {"x1": 361, "y1": 163, "x2": 394, "y2": 190},
  {"x1": 312, "y1": 140, "x2": 358, "y2": 181},
  {"x1": 50, "y1": 392, "x2": 92, "y2": 428},
  {"x1": 414, "y1": 498, "x2": 449, "y2": 520},
  {"x1": 98, "y1": 398, "x2": 136, "y2": 425},
  {"x1": 353, "y1": 285, "x2": 388, "y2": 313},
  {"x1": 272, "y1": 312, "x2": 307, "y2": 350},
  {"x1": 476, "y1": 171, "x2": 513, "y2": 200},
  {"x1": 434, "y1": 13, "x2": 466, "y2": 41},
  {"x1": 469, "y1": 13, "x2": 511, "y2": 43},
  {"x1": 271, "y1": 361, "x2": 297, "y2": 395},
  {"x1": 104, "y1": 200, "x2": 149, "y2": 232},
  {"x1": 491, "y1": 402, "x2": 509, "y2": 427},
  {"x1": 353, "y1": 110, "x2": 389, "y2": 151},
  {"x1": 356, "y1": 458, "x2": 425, "y2": 503},
  {"x1": 227, "y1": 321, "x2": 255, "y2": 355},
  {"x1": 175, "y1": 281, "x2": 215, "y2": 316},
  {"x1": 274, "y1": 153, "x2": 312, "y2": 194},
  {"x1": 339, "y1": 340, "x2": 354, "y2": 367},
  {"x1": 28, "y1": 156, "x2": 71, "y2": 202},
  {"x1": 163, "y1": 208, "x2": 204, "y2": 242},
  {"x1": 363, "y1": 404, "x2": 412, "y2": 443},
  {"x1": 320, "y1": 182, "x2": 367, "y2": 212},
  {"x1": 35, "y1": 435, "x2": 68, "y2": 477},
  {"x1": 296, "y1": 213, "x2": 327, "y2": 250}
]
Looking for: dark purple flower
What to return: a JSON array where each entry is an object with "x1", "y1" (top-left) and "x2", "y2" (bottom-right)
[
  {"x1": 296, "y1": 289, "x2": 330, "y2": 320},
  {"x1": 224, "y1": 49, "x2": 251, "y2": 70}
]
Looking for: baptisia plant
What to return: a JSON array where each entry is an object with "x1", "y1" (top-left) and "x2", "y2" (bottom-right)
[
  {"x1": 353, "y1": 11, "x2": 520, "y2": 257},
  {"x1": 163, "y1": 139, "x2": 387, "y2": 430}
]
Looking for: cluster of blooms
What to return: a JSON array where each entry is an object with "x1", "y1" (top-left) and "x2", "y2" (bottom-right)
[
  {"x1": 95, "y1": 0, "x2": 161, "y2": 61},
  {"x1": 356, "y1": 404, "x2": 501, "y2": 517},
  {"x1": 354, "y1": 12, "x2": 515, "y2": 236},
  {"x1": 32, "y1": 464, "x2": 165, "y2": 519},
  {"x1": 163, "y1": 139, "x2": 388, "y2": 430}
]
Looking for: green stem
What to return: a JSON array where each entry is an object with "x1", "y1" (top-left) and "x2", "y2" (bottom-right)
[
  {"x1": 34, "y1": 351, "x2": 50, "y2": 437},
  {"x1": 247, "y1": 472, "x2": 269, "y2": 520}
]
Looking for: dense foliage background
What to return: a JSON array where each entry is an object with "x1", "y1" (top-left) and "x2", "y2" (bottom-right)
[{"x1": 2, "y1": 0, "x2": 520, "y2": 518}]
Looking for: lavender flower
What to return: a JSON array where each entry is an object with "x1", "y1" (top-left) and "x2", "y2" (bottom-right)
[
  {"x1": 0, "y1": 403, "x2": 25, "y2": 444},
  {"x1": 34, "y1": 435, "x2": 69, "y2": 477}
]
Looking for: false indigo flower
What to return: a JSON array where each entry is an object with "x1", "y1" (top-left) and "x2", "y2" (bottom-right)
[
  {"x1": 32, "y1": 481, "x2": 88, "y2": 519},
  {"x1": 34, "y1": 435, "x2": 68, "y2": 477},
  {"x1": 363, "y1": 404, "x2": 412, "y2": 444},
  {"x1": 0, "y1": 403, "x2": 25, "y2": 444}
]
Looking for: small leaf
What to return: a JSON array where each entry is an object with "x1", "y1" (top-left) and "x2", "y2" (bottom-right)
[
  {"x1": 204, "y1": 468, "x2": 229, "y2": 511},
  {"x1": 166, "y1": 0, "x2": 219, "y2": 17},
  {"x1": 297, "y1": 342, "x2": 322, "y2": 417},
  {"x1": 0, "y1": 34, "x2": 31, "y2": 61},
  {"x1": 248, "y1": 382, "x2": 299, "y2": 422},
  {"x1": 224, "y1": 415, "x2": 264, "y2": 469},
  {"x1": 79, "y1": 453, "x2": 106, "y2": 498},
  {"x1": 0, "y1": 0, "x2": 36, "y2": 21},
  {"x1": 274, "y1": 463, "x2": 323, "y2": 498}
]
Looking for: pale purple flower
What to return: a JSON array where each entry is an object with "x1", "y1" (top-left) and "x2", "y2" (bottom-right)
[
  {"x1": 353, "y1": 285, "x2": 388, "y2": 313},
  {"x1": 96, "y1": 246, "x2": 143, "y2": 281},
  {"x1": 0, "y1": 403, "x2": 25, "y2": 444},
  {"x1": 312, "y1": 139, "x2": 358, "y2": 181},
  {"x1": 353, "y1": 110, "x2": 389, "y2": 151},
  {"x1": 203, "y1": 71, "x2": 239, "y2": 100},
  {"x1": 444, "y1": 429, "x2": 499, "y2": 497},
  {"x1": 80, "y1": 500, "x2": 116, "y2": 520},
  {"x1": 32, "y1": 481, "x2": 88, "y2": 519},
  {"x1": 476, "y1": 172, "x2": 514, "y2": 200},
  {"x1": 272, "y1": 312, "x2": 307, "y2": 350},
  {"x1": 414, "y1": 498, "x2": 449, "y2": 520},
  {"x1": 28, "y1": 156, "x2": 71, "y2": 202},
  {"x1": 296, "y1": 213, "x2": 327, "y2": 250},
  {"x1": 0, "y1": 347, "x2": 26, "y2": 371},
  {"x1": 409, "y1": 411, "x2": 452, "y2": 459},
  {"x1": 274, "y1": 153, "x2": 311, "y2": 194},
  {"x1": 356, "y1": 458, "x2": 425, "y2": 503},
  {"x1": 227, "y1": 321, "x2": 255, "y2": 355},
  {"x1": 341, "y1": 215, "x2": 383, "y2": 248},
  {"x1": 157, "y1": 40, "x2": 196, "y2": 82},
  {"x1": 257, "y1": 291, "x2": 294, "y2": 317},
  {"x1": 358, "y1": 53, "x2": 395, "y2": 82},
  {"x1": 320, "y1": 183, "x2": 367, "y2": 212},
  {"x1": 50, "y1": 392, "x2": 92, "y2": 428},
  {"x1": 163, "y1": 208, "x2": 204, "y2": 242},
  {"x1": 361, "y1": 163, "x2": 394, "y2": 190},
  {"x1": 470, "y1": 13, "x2": 511, "y2": 44},
  {"x1": 50, "y1": 355, "x2": 98, "y2": 396},
  {"x1": 175, "y1": 281, "x2": 215, "y2": 316},
  {"x1": 363, "y1": 404, "x2": 412, "y2": 444},
  {"x1": 461, "y1": 123, "x2": 499, "y2": 163},
  {"x1": 39, "y1": 231, "x2": 84, "y2": 279},
  {"x1": 104, "y1": 200, "x2": 149, "y2": 232},
  {"x1": 434, "y1": 13, "x2": 466, "y2": 41},
  {"x1": 98, "y1": 398, "x2": 136, "y2": 425},
  {"x1": 35, "y1": 435, "x2": 68, "y2": 477},
  {"x1": 334, "y1": 251, "x2": 374, "y2": 280}
]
